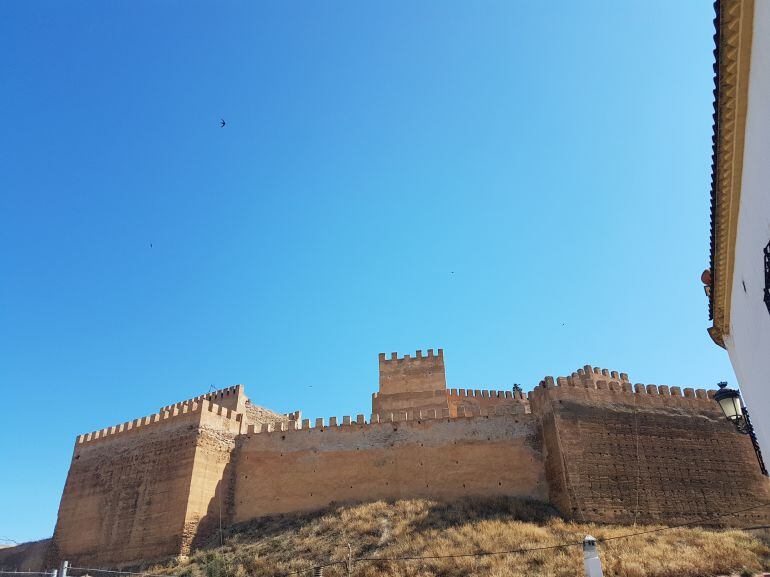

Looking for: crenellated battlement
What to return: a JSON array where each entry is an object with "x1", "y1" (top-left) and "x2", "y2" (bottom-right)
[
  {"x1": 530, "y1": 365, "x2": 769, "y2": 528},
  {"x1": 554, "y1": 365, "x2": 631, "y2": 388},
  {"x1": 76, "y1": 399, "x2": 244, "y2": 447},
  {"x1": 445, "y1": 386, "x2": 530, "y2": 417},
  {"x1": 529, "y1": 367, "x2": 717, "y2": 412},
  {"x1": 372, "y1": 387, "x2": 528, "y2": 401},
  {"x1": 377, "y1": 348, "x2": 447, "y2": 401},
  {"x1": 242, "y1": 403, "x2": 525, "y2": 436},
  {"x1": 50, "y1": 349, "x2": 770, "y2": 570},
  {"x1": 447, "y1": 387, "x2": 529, "y2": 401},
  {"x1": 160, "y1": 384, "x2": 246, "y2": 414},
  {"x1": 378, "y1": 348, "x2": 443, "y2": 362}
]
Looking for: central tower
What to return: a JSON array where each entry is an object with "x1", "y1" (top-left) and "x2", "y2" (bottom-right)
[{"x1": 372, "y1": 348, "x2": 450, "y2": 417}]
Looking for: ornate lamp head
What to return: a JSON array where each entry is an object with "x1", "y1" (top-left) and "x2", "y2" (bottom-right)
[{"x1": 713, "y1": 381, "x2": 748, "y2": 434}]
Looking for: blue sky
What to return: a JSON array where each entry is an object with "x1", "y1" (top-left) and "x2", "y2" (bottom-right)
[{"x1": 0, "y1": 1, "x2": 726, "y2": 542}]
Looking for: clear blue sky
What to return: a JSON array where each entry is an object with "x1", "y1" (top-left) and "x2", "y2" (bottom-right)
[{"x1": 0, "y1": 1, "x2": 727, "y2": 543}]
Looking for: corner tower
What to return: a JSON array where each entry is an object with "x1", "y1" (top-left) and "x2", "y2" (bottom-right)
[{"x1": 372, "y1": 349, "x2": 450, "y2": 417}]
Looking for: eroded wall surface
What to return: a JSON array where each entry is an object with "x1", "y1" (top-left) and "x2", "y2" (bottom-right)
[
  {"x1": 53, "y1": 401, "x2": 245, "y2": 567},
  {"x1": 531, "y1": 377, "x2": 770, "y2": 526},
  {"x1": 181, "y1": 408, "x2": 243, "y2": 553},
  {"x1": 53, "y1": 412, "x2": 201, "y2": 566},
  {"x1": 37, "y1": 360, "x2": 770, "y2": 570},
  {"x1": 0, "y1": 540, "x2": 51, "y2": 572},
  {"x1": 446, "y1": 388, "x2": 529, "y2": 416},
  {"x1": 233, "y1": 413, "x2": 546, "y2": 521},
  {"x1": 372, "y1": 350, "x2": 529, "y2": 419},
  {"x1": 373, "y1": 350, "x2": 450, "y2": 417}
]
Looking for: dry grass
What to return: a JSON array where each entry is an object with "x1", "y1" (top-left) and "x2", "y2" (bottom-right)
[{"x1": 150, "y1": 498, "x2": 769, "y2": 577}]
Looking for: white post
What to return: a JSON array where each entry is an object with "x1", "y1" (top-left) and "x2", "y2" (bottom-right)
[
  {"x1": 59, "y1": 560, "x2": 69, "y2": 577},
  {"x1": 583, "y1": 536, "x2": 603, "y2": 577},
  {"x1": 346, "y1": 543, "x2": 352, "y2": 577}
]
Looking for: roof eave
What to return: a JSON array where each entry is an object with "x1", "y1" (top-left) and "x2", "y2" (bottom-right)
[{"x1": 707, "y1": 0, "x2": 754, "y2": 349}]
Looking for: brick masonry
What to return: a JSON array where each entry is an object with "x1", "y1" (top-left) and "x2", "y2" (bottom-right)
[
  {"x1": 530, "y1": 377, "x2": 770, "y2": 526},
  {"x1": 2, "y1": 350, "x2": 767, "y2": 569},
  {"x1": 234, "y1": 413, "x2": 545, "y2": 522}
]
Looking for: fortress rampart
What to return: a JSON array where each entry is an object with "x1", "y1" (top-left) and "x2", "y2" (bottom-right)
[
  {"x1": 75, "y1": 398, "x2": 244, "y2": 446},
  {"x1": 51, "y1": 400, "x2": 247, "y2": 567},
  {"x1": 159, "y1": 384, "x2": 248, "y2": 415},
  {"x1": 529, "y1": 372, "x2": 769, "y2": 527},
  {"x1": 3, "y1": 350, "x2": 767, "y2": 570},
  {"x1": 372, "y1": 349, "x2": 529, "y2": 418},
  {"x1": 234, "y1": 411, "x2": 544, "y2": 522},
  {"x1": 378, "y1": 349, "x2": 446, "y2": 394}
]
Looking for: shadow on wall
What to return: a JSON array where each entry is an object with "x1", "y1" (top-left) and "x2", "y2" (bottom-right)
[
  {"x1": 406, "y1": 496, "x2": 559, "y2": 533},
  {"x1": 0, "y1": 539, "x2": 52, "y2": 572},
  {"x1": 190, "y1": 460, "x2": 237, "y2": 552},
  {"x1": 191, "y1": 495, "x2": 559, "y2": 554}
]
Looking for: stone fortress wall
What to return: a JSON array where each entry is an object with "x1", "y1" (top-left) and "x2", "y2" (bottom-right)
[
  {"x1": 529, "y1": 371, "x2": 770, "y2": 528},
  {"x1": 234, "y1": 412, "x2": 545, "y2": 523},
  {"x1": 372, "y1": 350, "x2": 529, "y2": 418},
  {"x1": 50, "y1": 400, "x2": 246, "y2": 567},
  {"x1": 3, "y1": 349, "x2": 768, "y2": 570}
]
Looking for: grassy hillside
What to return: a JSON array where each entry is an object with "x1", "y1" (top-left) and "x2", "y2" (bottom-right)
[{"x1": 152, "y1": 498, "x2": 769, "y2": 577}]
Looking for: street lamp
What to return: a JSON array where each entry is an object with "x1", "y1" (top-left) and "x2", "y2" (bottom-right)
[
  {"x1": 714, "y1": 381, "x2": 748, "y2": 432},
  {"x1": 714, "y1": 382, "x2": 768, "y2": 476}
]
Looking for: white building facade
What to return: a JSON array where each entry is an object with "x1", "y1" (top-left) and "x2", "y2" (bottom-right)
[{"x1": 707, "y1": 0, "x2": 770, "y2": 459}]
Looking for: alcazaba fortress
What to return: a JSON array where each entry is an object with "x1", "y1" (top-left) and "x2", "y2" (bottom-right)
[{"x1": 2, "y1": 349, "x2": 769, "y2": 569}]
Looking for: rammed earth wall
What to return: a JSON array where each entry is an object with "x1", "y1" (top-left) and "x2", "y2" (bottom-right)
[
  {"x1": 53, "y1": 410, "x2": 201, "y2": 566},
  {"x1": 6, "y1": 353, "x2": 766, "y2": 570},
  {"x1": 0, "y1": 540, "x2": 51, "y2": 572},
  {"x1": 530, "y1": 376, "x2": 770, "y2": 526},
  {"x1": 233, "y1": 412, "x2": 545, "y2": 521},
  {"x1": 52, "y1": 401, "x2": 244, "y2": 567}
]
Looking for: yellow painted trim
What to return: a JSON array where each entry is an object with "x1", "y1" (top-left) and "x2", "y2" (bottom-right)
[{"x1": 710, "y1": 0, "x2": 754, "y2": 348}]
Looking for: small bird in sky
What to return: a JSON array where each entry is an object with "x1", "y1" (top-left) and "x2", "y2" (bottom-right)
[
  {"x1": 220, "y1": 118, "x2": 226, "y2": 128},
  {"x1": 150, "y1": 243, "x2": 153, "y2": 248}
]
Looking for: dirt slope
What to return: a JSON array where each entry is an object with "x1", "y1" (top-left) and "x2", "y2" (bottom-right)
[{"x1": 148, "y1": 497, "x2": 769, "y2": 577}]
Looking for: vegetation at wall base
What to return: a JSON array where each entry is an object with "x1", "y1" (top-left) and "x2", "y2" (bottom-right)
[{"x1": 144, "y1": 497, "x2": 770, "y2": 577}]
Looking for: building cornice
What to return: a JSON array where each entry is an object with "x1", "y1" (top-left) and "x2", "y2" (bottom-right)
[{"x1": 708, "y1": 0, "x2": 754, "y2": 348}]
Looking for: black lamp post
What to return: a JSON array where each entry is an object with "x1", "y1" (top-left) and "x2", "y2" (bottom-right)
[{"x1": 714, "y1": 381, "x2": 768, "y2": 476}]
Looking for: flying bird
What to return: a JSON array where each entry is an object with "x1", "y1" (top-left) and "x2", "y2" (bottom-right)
[{"x1": 220, "y1": 119, "x2": 226, "y2": 128}]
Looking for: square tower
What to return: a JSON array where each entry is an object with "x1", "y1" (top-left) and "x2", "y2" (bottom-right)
[
  {"x1": 378, "y1": 349, "x2": 446, "y2": 394},
  {"x1": 372, "y1": 349, "x2": 449, "y2": 417}
]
